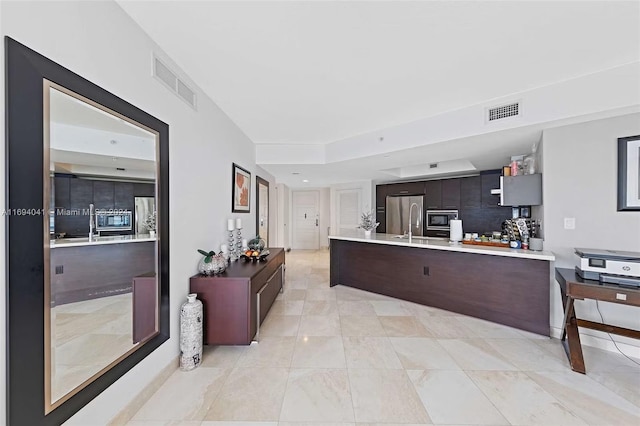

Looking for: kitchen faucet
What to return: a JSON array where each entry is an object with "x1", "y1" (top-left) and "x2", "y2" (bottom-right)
[
  {"x1": 408, "y1": 202, "x2": 420, "y2": 242},
  {"x1": 89, "y1": 203, "x2": 95, "y2": 240}
]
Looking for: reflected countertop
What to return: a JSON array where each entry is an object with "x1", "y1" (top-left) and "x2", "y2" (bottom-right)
[
  {"x1": 329, "y1": 230, "x2": 555, "y2": 261},
  {"x1": 50, "y1": 234, "x2": 157, "y2": 248}
]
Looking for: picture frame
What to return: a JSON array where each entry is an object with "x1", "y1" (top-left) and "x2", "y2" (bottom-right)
[
  {"x1": 232, "y1": 163, "x2": 251, "y2": 213},
  {"x1": 617, "y1": 135, "x2": 640, "y2": 211}
]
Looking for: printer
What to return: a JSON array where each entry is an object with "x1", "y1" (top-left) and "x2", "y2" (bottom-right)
[{"x1": 575, "y1": 248, "x2": 640, "y2": 287}]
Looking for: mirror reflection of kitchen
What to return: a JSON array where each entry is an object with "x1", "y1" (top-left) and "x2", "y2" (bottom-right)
[{"x1": 46, "y1": 84, "x2": 159, "y2": 407}]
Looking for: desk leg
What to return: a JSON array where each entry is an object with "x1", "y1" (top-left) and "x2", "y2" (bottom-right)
[{"x1": 561, "y1": 297, "x2": 586, "y2": 374}]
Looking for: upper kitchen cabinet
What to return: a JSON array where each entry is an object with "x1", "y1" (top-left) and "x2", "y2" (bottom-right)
[
  {"x1": 54, "y1": 176, "x2": 70, "y2": 208},
  {"x1": 460, "y1": 176, "x2": 481, "y2": 209},
  {"x1": 93, "y1": 180, "x2": 114, "y2": 210},
  {"x1": 424, "y1": 180, "x2": 442, "y2": 209},
  {"x1": 481, "y1": 170, "x2": 502, "y2": 208},
  {"x1": 441, "y1": 178, "x2": 461, "y2": 210},
  {"x1": 68, "y1": 178, "x2": 94, "y2": 209},
  {"x1": 114, "y1": 182, "x2": 134, "y2": 210},
  {"x1": 134, "y1": 182, "x2": 155, "y2": 197},
  {"x1": 385, "y1": 181, "x2": 425, "y2": 196},
  {"x1": 501, "y1": 174, "x2": 542, "y2": 206}
]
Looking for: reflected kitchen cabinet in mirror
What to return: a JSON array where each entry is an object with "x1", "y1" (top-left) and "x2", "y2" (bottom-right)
[{"x1": 45, "y1": 84, "x2": 159, "y2": 408}]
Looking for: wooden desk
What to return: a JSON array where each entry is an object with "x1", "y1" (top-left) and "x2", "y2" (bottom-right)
[{"x1": 555, "y1": 268, "x2": 640, "y2": 373}]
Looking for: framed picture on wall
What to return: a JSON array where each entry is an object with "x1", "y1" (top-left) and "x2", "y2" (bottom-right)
[
  {"x1": 617, "y1": 135, "x2": 640, "y2": 211},
  {"x1": 232, "y1": 163, "x2": 251, "y2": 213}
]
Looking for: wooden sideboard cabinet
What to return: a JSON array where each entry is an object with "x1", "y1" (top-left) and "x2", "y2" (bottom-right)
[
  {"x1": 132, "y1": 272, "x2": 158, "y2": 344},
  {"x1": 189, "y1": 248, "x2": 285, "y2": 345}
]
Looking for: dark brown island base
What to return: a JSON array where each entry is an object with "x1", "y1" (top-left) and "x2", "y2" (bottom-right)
[{"x1": 330, "y1": 232, "x2": 555, "y2": 336}]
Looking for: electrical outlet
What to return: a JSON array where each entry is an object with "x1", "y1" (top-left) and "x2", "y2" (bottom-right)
[{"x1": 564, "y1": 217, "x2": 576, "y2": 230}]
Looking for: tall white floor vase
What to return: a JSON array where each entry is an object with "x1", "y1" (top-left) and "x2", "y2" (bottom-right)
[{"x1": 180, "y1": 293, "x2": 203, "y2": 371}]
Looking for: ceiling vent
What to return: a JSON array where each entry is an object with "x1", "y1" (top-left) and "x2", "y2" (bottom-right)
[
  {"x1": 487, "y1": 102, "x2": 520, "y2": 122},
  {"x1": 429, "y1": 163, "x2": 438, "y2": 169},
  {"x1": 153, "y1": 55, "x2": 197, "y2": 110}
]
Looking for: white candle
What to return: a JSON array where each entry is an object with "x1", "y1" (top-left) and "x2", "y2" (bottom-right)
[
  {"x1": 227, "y1": 219, "x2": 234, "y2": 231},
  {"x1": 220, "y1": 244, "x2": 228, "y2": 253},
  {"x1": 242, "y1": 239, "x2": 248, "y2": 249},
  {"x1": 236, "y1": 218, "x2": 242, "y2": 229}
]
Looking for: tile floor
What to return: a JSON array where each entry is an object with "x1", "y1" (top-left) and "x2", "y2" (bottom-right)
[
  {"x1": 53, "y1": 293, "x2": 135, "y2": 402},
  {"x1": 127, "y1": 250, "x2": 640, "y2": 425}
]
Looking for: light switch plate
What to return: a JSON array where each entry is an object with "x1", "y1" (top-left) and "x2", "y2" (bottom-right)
[{"x1": 564, "y1": 217, "x2": 576, "y2": 230}]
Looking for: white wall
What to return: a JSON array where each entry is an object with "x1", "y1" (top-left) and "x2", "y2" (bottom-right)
[
  {"x1": 0, "y1": 1, "x2": 260, "y2": 423},
  {"x1": 542, "y1": 113, "x2": 640, "y2": 356}
]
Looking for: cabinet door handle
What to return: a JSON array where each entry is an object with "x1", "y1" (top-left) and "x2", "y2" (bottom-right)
[{"x1": 315, "y1": 219, "x2": 318, "y2": 226}]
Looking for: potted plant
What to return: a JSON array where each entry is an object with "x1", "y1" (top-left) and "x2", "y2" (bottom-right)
[
  {"x1": 144, "y1": 211, "x2": 156, "y2": 237},
  {"x1": 357, "y1": 210, "x2": 379, "y2": 237},
  {"x1": 197, "y1": 249, "x2": 226, "y2": 276}
]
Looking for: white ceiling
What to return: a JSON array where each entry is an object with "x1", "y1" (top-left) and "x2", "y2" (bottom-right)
[
  {"x1": 117, "y1": 1, "x2": 640, "y2": 185},
  {"x1": 50, "y1": 87, "x2": 157, "y2": 179}
]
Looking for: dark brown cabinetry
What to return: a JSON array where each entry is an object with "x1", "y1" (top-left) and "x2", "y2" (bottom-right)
[
  {"x1": 481, "y1": 170, "x2": 502, "y2": 208},
  {"x1": 93, "y1": 181, "x2": 114, "y2": 210},
  {"x1": 441, "y1": 178, "x2": 461, "y2": 210},
  {"x1": 132, "y1": 272, "x2": 157, "y2": 344},
  {"x1": 189, "y1": 248, "x2": 285, "y2": 345},
  {"x1": 134, "y1": 182, "x2": 155, "y2": 197},
  {"x1": 114, "y1": 182, "x2": 134, "y2": 210},
  {"x1": 330, "y1": 239, "x2": 550, "y2": 336},
  {"x1": 68, "y1": 178, "x2": 93, "y2": 209},
  {"x1": 460, "y1": 176, "x2": 481, "y2": 209},
  {"x1": 54, "y1": 176, "x2": 70, "y2": 208},
  {"x1": 53, "y1": 176, "x2": 153, "y2": 236},
  {"x1": 424, "y1": 180, "x2": 442, "y2": 209}
]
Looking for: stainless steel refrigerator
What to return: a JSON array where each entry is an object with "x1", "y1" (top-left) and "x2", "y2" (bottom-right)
[
  {"x1": 134, "y1": 196, "x2": 155, "y2": 235},
  {"x1": 386, "y1": 195, "x2": 424, "y2": 236}
]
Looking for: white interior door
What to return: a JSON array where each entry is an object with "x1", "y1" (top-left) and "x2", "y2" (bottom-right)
[
  {"x1": 292, "y1": 190, "x2": 320, "y2": 249},
  {"x1": 336, "y1": 188, "x2": 362, "y2": 234}
]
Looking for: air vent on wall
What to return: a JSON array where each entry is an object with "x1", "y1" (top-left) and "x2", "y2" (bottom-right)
[
  {"x1": 429, "y1": 163, "x2": 438, "y2": 169},
  {"x1": 487, "y1": 102, "x2": 520, "y2": 122},
  {"x1": 153, "y1": 55, "x2": 197, "y2": 110}
]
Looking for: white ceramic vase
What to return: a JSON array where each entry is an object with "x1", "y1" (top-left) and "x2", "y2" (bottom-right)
[
  {"x1": 364, "y1": 230, "x2": 372, "y2": 237},
  {"x1": 179, "y1": 293, "x2": 203, "y2": 371}
]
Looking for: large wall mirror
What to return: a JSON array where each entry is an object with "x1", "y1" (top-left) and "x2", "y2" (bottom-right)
[
  {"x1": 256, "y1": 176, "x2": 269, "y2": 246},
  {"x1": 5, "y1": 37, "x2": 169, "y2": 425}
]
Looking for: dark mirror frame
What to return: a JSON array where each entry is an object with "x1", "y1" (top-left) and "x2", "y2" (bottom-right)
[
  {"x1": 5, "y1": 37, "x2": 170, "y2": 426},
  {"x1": 256, "y1": 176, "x2": 269, "y2": 246}
]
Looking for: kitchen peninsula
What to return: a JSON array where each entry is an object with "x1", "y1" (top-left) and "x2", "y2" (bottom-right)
[
  {"x1": 50, "y1": 235, "x2": 156, "y2": 306},
  {"x1": 329, "y1": 230, "x2": 555, "y2": 335}
]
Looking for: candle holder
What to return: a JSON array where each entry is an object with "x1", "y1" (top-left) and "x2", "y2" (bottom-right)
[
  {"x1": 228, "y1": 230, "x2": 238, "y2": 261},
  {"x1": 235, "y1": 228, "x2": 243, "y2": 258}
]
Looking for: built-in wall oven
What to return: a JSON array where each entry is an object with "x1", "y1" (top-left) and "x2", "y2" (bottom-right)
[{"x1": 426, "y1": 210, "x2": 458, "y2": 232}]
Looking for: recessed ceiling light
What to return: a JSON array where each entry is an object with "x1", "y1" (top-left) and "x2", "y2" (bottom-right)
[
  {"x1": 112, "y1": 157, "x2": 118, "y2": 161},
  {"x1": 110, "y1": 140, "x2": 118, "y2": 145},
  {"x1": 302, "y1": 179, "x2": 309, "y2": 183},
  {"x1": 379, "y1": 137, "x2": 384, "y2": 142}
]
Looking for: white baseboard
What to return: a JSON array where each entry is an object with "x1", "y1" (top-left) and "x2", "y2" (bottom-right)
[{"x1": 550, "y1": 326, "x2": 640, "y2": 360}]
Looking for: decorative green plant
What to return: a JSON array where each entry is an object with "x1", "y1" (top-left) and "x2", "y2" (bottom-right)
[
  {"x1": 357, "y1": 210, "x2": 379, "y2": 231},
  {"x1": 197, "y1": 249, "x2": 216, "y2": 263}
]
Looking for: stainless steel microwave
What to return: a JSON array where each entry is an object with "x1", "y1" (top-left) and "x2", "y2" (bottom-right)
[
  {"x1": 426, "y1": 210, "x2": 458, "y2": 231},
  {"x1": 96, "y1": 210, "x2": 132, "y2": 231}
]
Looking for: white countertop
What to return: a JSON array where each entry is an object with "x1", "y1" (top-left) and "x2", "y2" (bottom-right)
[
  {"x1": 329, "y1": 230, "x2": 555, "y2": 261},
  {"x1": 50, "y1": 234, "x2": 157, "y2": 248}
]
